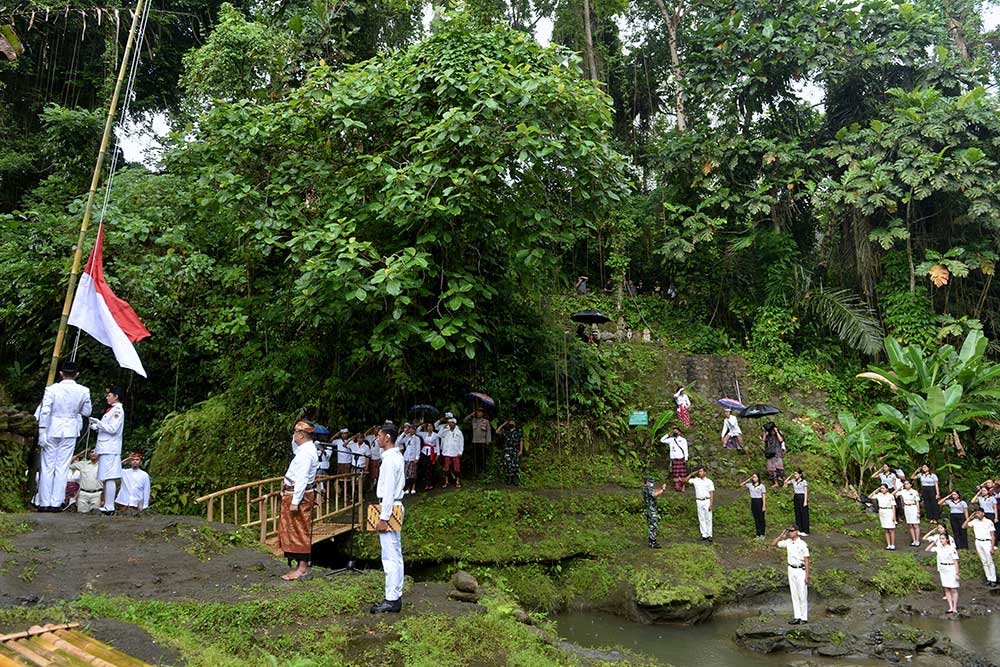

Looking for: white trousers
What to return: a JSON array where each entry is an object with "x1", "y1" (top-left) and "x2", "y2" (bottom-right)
[
  {"x1": 102, "y1": 480, "x2": 117, "y2": 512},
  {"x1": 696, "y1": 498, "x2": 713, "y2": 538},
  {"x1": 37, "y1": 436, "x2": 76, "y2": 507},
  {"x1": 788, "y1": 566, "x2": 808, "y2": 620},
  {"x1": 975, "y1": 540, "x2": 997, "y2": 583},
  {"x1": 379, "y1": 505, "x2": 404, "y2": 601},
  {"x1": 77, "y1": 490, "x2": 102, "y2": 513}
]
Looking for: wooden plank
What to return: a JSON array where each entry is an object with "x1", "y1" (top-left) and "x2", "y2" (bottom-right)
[
  {"x1": 0, "y1": 646, "x2": 31, "y2": 667},
  {"x1": 5, "y1": 638, "x2": 52, "y2": 666}
]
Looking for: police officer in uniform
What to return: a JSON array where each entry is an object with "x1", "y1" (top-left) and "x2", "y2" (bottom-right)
[
  {"x1": 642, "y1": 476, "x2": 668, "y2": 548},
  {"x1": 35, "y1": 361, "x2": 92, "y2": 511}
]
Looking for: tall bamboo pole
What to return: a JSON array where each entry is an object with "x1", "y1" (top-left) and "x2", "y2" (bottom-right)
[{"x1": 46, "y1": 0, "x2": 147, "y2": 385}]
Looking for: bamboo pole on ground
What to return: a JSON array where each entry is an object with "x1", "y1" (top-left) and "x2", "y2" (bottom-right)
[{"x1": 46, "y1": 0, "x2": 147, "y2": 385}]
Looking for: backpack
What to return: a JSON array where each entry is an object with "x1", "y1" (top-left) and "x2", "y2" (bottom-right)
[{"x1": 764, "y1": 431, "x2": 781, "y2": 459}]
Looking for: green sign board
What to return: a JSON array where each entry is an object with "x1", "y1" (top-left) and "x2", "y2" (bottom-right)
[{"x1": 628, "y1": 411, "x2": 648, "y2": 426}]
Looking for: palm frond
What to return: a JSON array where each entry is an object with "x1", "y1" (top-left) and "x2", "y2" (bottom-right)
[{"x1": 801, "y1": 283, "x2": 885, "y2": 356}]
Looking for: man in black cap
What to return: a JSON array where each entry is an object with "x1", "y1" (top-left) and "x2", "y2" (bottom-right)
[{"x1": 35, "y1": 361, "x2": 92, "y2": 511}]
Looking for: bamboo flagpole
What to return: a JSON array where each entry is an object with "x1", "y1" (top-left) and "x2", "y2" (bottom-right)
[{"x1": 46, "y1": 0, "x2": 147, "y2": 385}]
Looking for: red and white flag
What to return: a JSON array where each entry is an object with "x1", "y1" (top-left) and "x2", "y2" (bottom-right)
[{"x1": 68, "y1": 225, "x2": 151, "y2": 377}]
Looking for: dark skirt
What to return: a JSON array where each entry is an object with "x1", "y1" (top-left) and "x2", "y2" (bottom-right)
[
  {"x1": 949, "y1": 513, "x2": 969, "y2": 549},
  {"x1": 278, "y1": 489, "x2": 314, "y2": 560},
  {"x1": 751, "y1": 497, "x2": 766, "y2": 537},
  {"x1": 922, "y1": 486, "x2": 941, "y2": 520},
  {"x1": 793, "y1": 493, "x2": 810, "y2": 533},
  {"x1": 671, "y1": 458, "x2": 688, "y2": 479}
]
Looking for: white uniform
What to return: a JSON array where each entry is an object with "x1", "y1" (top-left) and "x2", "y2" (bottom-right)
[
  {"x1": 349, "y1": 440, "x2": 369, "y2": 471},
  {"x1": 777, "y1": 537, "x2": 810, "y2": 621},
  {"x1": 932, "y1": 542, "x2": 960, "y2": 589},
  {"x1": 36, "y1": 379, "x2": 92, "y2": 507},
  {"x1": 401, "y1": 434, "x2": 421, "y2": 464},
  {"x1": 875, "y1": 492, "x2": 897, "y2": 529},
  {"x1": 368, "y1": 436, "x2": 382, "y2": 462},
  {"x1": 661, "y1": 434, "x2": 688, "y2": 461},
  {"x1": 92, "y1": 402, "x2": 124, "y2": 511},
  {"x1": 115, "y1": 467, "x2": 151, "y2": 510},
  {"x1": 899, "y1": 488, "x2": 921, "y2": 524},
  {"x1": 441, "y1": 427, "x2": 464, "y2": 457},
  {"x1": 377, "y1": 446, "x2": 405, "y2": 602},
  {"x1": 968, "y1": 517, "x2": 997, "y2": 584},
  {"x1": 689, "y1": 477, "x2": 715, "y2": 538},
  {"x1": 334, "y1": 437, "x2": 351, "y2": 466},
  {"x1": 70, "y1": 459, "x2": 102, "y2": 513}
]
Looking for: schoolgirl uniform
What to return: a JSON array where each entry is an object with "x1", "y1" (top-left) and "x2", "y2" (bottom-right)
[
  {"x1": 746, "y1": 482, "x2": 766, "y2": 538},
  {"x1": 919, "y1": 472, "x2": 941, "y2": 521},
  {"x1": 791, "y1": 478, "x2": 810, "y2": 535},
  {"x1": 944, "y1": 498, "x2": 970, "y2": 549}
]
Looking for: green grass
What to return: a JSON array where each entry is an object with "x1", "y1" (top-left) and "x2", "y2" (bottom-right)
[
  {"x1": 0, "y1": 515, "x2": 31, "y2": 553},
  {"x1": 868, "y1": 553, "x2": 935, "y2": 595}
]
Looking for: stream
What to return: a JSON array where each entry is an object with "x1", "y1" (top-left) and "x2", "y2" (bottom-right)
[{"x1": 556, "y1": 610, "x2": 1000, "y2": 666}]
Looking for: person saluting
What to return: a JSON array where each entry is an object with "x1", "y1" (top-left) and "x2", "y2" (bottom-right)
[
  {"x1": 35, "y1": 360, "x2": 92, "y2": 512},
  {"x1": 773, "y1": 525, "x2": 811, "y2": 625}
]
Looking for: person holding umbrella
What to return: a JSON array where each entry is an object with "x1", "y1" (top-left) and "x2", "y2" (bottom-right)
[
  {"x1": 721, "y1": 408, "x2": 744, "y2": 451},
  {"x1": 464, "y1": 407, "x2": 492, "y2": 474}
]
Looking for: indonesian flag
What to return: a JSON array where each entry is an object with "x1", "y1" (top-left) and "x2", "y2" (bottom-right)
[{"x1": 68, "y1": 225, "x2": 151, "y2": 377}]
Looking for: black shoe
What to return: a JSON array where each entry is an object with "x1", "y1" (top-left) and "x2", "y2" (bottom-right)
[
  {"x1": 101, "y1": 510, "x2": 115, "y2": 516},
  {"x1": 706, "y1": 537, "x2": 713, "y2": 543},
  {"x1": 649, "y1": 542, "x2": 661, "y2": 549},
  {"x1": 789, "y1": 619, "x2": 801, "y2": 625},
  {"x1": 370, "y1": 598, "x2": 402, "y2": 614}
]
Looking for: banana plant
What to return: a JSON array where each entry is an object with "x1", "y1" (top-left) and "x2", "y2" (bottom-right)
[{"x1": 861, "y1": 331, "x2": 1000, "y2": 462}]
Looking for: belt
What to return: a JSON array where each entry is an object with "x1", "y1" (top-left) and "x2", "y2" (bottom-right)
[
  {"x1": 976, "y1": 538, "x2": 992, "y2": 542},
  {"x1": 80, "y1": 488, "x2": 102, "y2": 493},
  {"x1": 696, "y1": 497, "x2": 710, "y2": 501},
  {"x1": 282, "y1": 484, "x2": 315, "y2": 492},
  {"x1": 788, "y1": 564, "x2": 806, "y2": 569},
  {"x1": 939, "y1": 562, "x2": 954, "y2": 565}
]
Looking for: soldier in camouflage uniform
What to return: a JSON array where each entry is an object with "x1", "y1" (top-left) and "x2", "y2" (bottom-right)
[{"x1": 642, "y1": 475, "x2": 667, "y2": 548}]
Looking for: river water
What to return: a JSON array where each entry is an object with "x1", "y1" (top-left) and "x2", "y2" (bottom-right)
[{"x1": 556, "y1": 610, "x2": 1000, "y2": 666}]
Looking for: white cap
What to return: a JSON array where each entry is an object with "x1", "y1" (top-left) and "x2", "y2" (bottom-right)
[
  {"x1": 445, "y1": 412, "x2": 454, "y2": 418},
  {"x1": 339, "y1": 428, "x2": 349, "y2": 433},
  {"x1": 448, "y1": 418, "x2": 457, "y2": 424}
]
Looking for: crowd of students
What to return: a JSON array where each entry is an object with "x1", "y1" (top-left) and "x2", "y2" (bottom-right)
[{"x1": 307, "y1": 409, "x2": 526, "y2": 493}]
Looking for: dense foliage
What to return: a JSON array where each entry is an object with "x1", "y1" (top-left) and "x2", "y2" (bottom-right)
[{"x1": 3, "y1": 0, "x2": 1000, "y2": 482}]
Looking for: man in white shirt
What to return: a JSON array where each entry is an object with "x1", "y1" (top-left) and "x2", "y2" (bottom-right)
[
  {"x1": 435, "y1": 412, "x2": 455, "y2": 436},
  {"x1": 35, "y1": 361, "x2": 92, "y2": 511},
  {"x1": 69, "y1": 450, "x2": 102, "y2": 514},
  {"x1": 349, "y1": 434, "x2": 369, "y2": 473},
  {"x1": 371, "y1": 422, "x2": 405, "y2": 614},
  {"x1": 115, "y1": 453, "x2": 151, "y2": 515},
  {"x1": 962, "y1": 508, "x2": 997, "y2": 587},
  {"x1": 279, "y1": 420, "x2": 319, "y2": 581},
  {"x1": 661, "y1": 427, "x2": 689, "y2": 492},
  {"x1": 334, "y1": 428, "x2": 352, "y2": 475},
  {"x1": 774, "y1": 525, "x2": 811, "y2": 624},
  {"x1": 399, "y1": 423, "x2": 422, "y2": 495},
  {"x1": 90, "y1": 386, "x2": 124, "y2": 514},
  {"x1": 721, "y1": 409, "x2": 744, "y2": 451},
  {"x1": 440, "y1": 418, "x2": 465, "y2": 489},
  {"x1": 687, "y1": 467, "x2": 715, "y2": 541}
]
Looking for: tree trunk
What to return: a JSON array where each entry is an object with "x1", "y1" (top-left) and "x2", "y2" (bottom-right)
[
  {"x1": 582, "y1": 0, "x2": 598, "y2": 81},
  {"x1": 653, "y1": 0, "x2": 686, "y2": 131}
]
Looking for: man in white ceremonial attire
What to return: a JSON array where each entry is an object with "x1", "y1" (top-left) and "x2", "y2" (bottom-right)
[
  {"x1": 90, "y1": 386, "x2": 125, "y2": 515},
  {"x1": 115, "y1": 452, "x2": 151, "y2": 515},
  {"x1": 774, "y1": 525, "x2": 811, "y2": 624},
  {"x1": 371, "y1": 422, "x2": 405, "y2": 614},
  {"x1": 687, "y1": 466, "x2": 715, "y2": 542},
  {"x1": 35, "y1": 361, "x2": 92, "y2": 511},
  {"x1": 962, "y1": 508, "x2": 997, "y2": 587}
]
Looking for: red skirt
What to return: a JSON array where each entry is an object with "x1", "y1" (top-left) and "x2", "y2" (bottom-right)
[
  {"x1": 278, "y1": 488, "x2": 314, "y2": 559},
  {"x1": 671, "y1": 458, "x2": 688, "y2": 479},
  {"x1": 677, "y1": 405, "x2": 691, "y2": 428}
]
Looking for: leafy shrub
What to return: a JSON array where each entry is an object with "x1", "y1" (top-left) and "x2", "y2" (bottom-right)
[{"x1": 868, "y1": 553, "x2": 935, "y2": 595}]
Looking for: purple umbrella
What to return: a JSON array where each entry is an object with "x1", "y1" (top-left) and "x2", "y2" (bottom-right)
[{"x1": 717, "y1": 398, "x2": 745, "y2": 411}]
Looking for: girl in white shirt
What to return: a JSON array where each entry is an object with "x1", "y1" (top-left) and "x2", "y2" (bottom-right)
[
  {"x1": 869, "y1": 483, "x2": 897, "y2": 550},
  {"x1": 926, "y1": 533, "x2": 960, "y2": 613},
  {"x1": 674, "y1": 386, "x2": 692, "y2": 428},
  {"x1": 894, "y1": 480, "x2": 922, "y2": 546}
]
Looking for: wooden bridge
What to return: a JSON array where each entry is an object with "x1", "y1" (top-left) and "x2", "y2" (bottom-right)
[{"x1": 195, "y1": 472, "x2": 367, "y2": 552}]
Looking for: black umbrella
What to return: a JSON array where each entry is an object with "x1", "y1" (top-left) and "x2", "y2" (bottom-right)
[
  {"x1": 570, "y1": 310, "x2": 612, "y2": 325},
  {"x1": 408, "y1": 404, "x2": 439, "y2": 421},
  {"x1": 739, "y1": 404, "x2": 781, "y2": 419}
]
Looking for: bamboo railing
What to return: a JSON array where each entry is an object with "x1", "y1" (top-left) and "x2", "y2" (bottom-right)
[{"x1": 195, "y1": 472, "x2": 366, "y2": 544}]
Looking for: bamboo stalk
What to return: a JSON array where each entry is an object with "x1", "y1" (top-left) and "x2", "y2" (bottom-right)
[
  {"x1": 55, "y1": 629, "x2": 151, "y2": 667},
  {"x1": 0, "y1": 623, "x2": 79, "y2": 642},
  {"x1": 46, "y1": 0, "x2": 148, "y2": 384}
]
